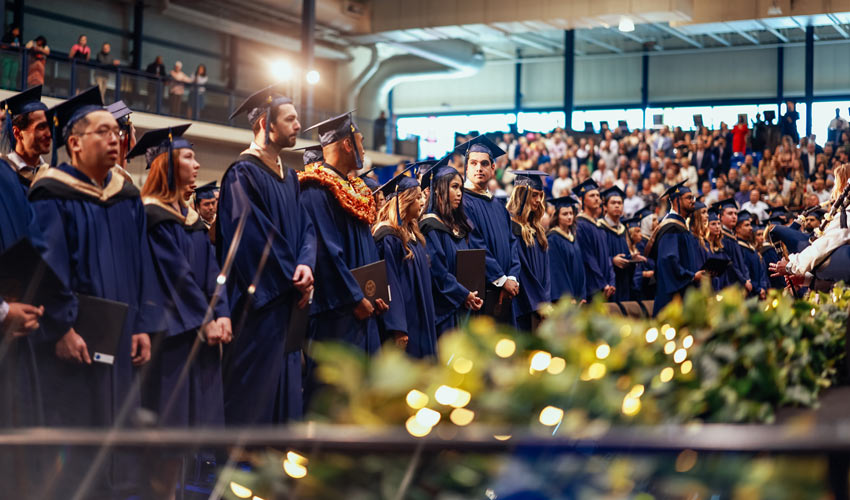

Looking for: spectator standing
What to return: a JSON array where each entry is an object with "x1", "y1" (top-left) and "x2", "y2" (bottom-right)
[
  {"x1": 188, "y1": 63, "x2": 207, "y2": 118},
  {"x1": 168, "y1": 60, "x2": 190, "y2": 116},
  {"x1": 145, "y1": 55, "x2": 166, "y2": 111},
  {"x1": 741, "y1": 189, "x2": 769, "y2": 222},
  {"x1": 69, "y1": 34, "x2": 91, "y2": 94},
  {"x1": 828, "y1": 108, "x2": 848, "y2": 144},
  {"x1": 94, "y1": 42, "x2": 118, "y2": 101},
  {"x1": 1, "y1": 25, "x2": 21, "y2": 90},
  {"x1": 781, "y1": 101, "x2": 800, "y2": 144},
  {"x1": 550, "y1": 164, "x2": 573, "y2": 198},
  {"x1": 732, "y1": 115, "x2": 748, "y2": 154},
  {"x1": 24, "y1": 35, "x2": 49, "y2": 88}
]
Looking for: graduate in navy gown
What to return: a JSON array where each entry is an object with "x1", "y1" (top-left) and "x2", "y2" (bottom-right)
[
  {"x1": 705, "y1": 207, "x2": 729, "y2": 290},
  {"x1": 645, "y1": 182, "x2": 706, "y2": 316},
  {"x1": 756, "y1": 220, "x2": 783, "y2": 290},
  {"x1": 547, "y1": 195, "x2": 586, "y2": 302},
  {"x1": 459, "y1": 136, "x2": 520, "y2": 325},
  {"x1": 633, "y1": 206, "x2": 657, "y2": 300},
  {"x1": 216, "y1": 86, "x2": 316, "y2": 425},
  {"x1": 193, "y1": 180, "x2": 219, "y2": 230},
  {"x1": 0, "y1": 85, "x2": 51, "y2": 192},
  {"x1": 373, "y1": 164, "x2": 438, "y2": 357},
  {"x1": 132, "y1": 125, "x2": 232, "y2": 428},
  {"x1": 299, "y1": 112, "x2": 388, "y2": 354},
  {"x1": 506, "y1": 171, "x2": 550, "y2": 332},
  {"x1": 624, "y1": 215, "x2": 647, "y2": 300},
  {"x1": 598, "y1": 186, "x2": 641, "y2": 302},
  {"x1": 690, "y1": 201, "x2": 709, "y2": 273},
  {"x1": 574, "y1": 179, "x2": 615, "y2": 300},
  {"x1": 735, "y1": 211, "x2": 768, "y2": 299},
  {"x1": 711, "y1": 198, "x2": 752, "y2": 291},
  {"x1": 420, "y1": 164, "x2": 483, "y2": 337},
  {"x1": 28, "y1": 87, "x2": 160, "y2": 496}
]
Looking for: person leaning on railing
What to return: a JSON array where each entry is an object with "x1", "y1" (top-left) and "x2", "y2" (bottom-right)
[{"x1": 24, "y1": 35, "x2": 49, "y2": 87}]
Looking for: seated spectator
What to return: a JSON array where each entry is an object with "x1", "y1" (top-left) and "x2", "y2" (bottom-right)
[{"x1": 741, "y1": 189, "x2": 769, "y2": 223}]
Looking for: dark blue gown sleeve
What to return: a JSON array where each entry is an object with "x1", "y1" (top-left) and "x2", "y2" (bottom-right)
[
  {"x1": 657, "y1": 232, "x2": 695, "y2": 293},
  {"x1": 424, "y1": 231, "x2": 469, "y2": 309},
  {"x1": 133, "y1": 201, "x2": 163, "y2": 334},
  {"x1": 376, "y1": 235, "x2": 408, "y2": 334}
]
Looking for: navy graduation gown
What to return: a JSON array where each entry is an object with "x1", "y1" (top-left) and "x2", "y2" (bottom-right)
[
  {"x1": 0, "y1": 161, "x2": 48, "y2": 430},
  {"x1": 511, "y1": 221, "x2": 550, "y2": 332},
  {"x1": 598, "y1": 218, "x2": 633, "y2": 302},
  {"x1": 719, "y1": 228, "x2": 750, "y2": 288},
  {"x1": 374, "y1": 226, "x2": 437, "y2": 358},
  {"x1": 420, "y1": 214, "x2": 471, "y2": 337},
  {"x1": 547, "y1": 228, "x2": 586, "y2": 302},
  {"x1": 738, "y1": 239, "x2": 768, "y2": 296},
  {"x1": 28, "y1": 163, "x2": 161, "y2": 493},
  {"x1": 648, "y1": 213, "x2": 700, "y2": 315},
  {"x1": 216, "y1": 154, "x2": 316, "y2": 425},
  {"x1": 144, "y1": 202, "x2": 230, "y2": 427},
  {"x1": 761, "y1": 244, "x2": 785, "y2": 289},
  {"x1": 300, "y1": 165, "x2": 381, "y2": 353},
  {"x1": 463, "y1": 188, "x2": 521, "y2": 325},
  {"x1": 575, "y1": 213, "x2": 613, "y2": 299},
  {"x1": 634, "y1": 237, "x2": 656, "y2": 300}
]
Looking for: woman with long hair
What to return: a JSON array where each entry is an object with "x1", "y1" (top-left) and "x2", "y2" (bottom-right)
[
  {"x1": 507, "y1": 171, "x2": 550, "y2": 332},
  {"x1": 705, "y1": 207, "x2": 727, "y2": 290},
  {"x1": 134, "y1": 125, "x2": 232, "y2": 496},
  {"x1": 373, "y1": 166, "x2": 437, "y2": 358},
  {"x1": 547, "y1": 195, "x2": 585, "y2": 302},
  {"x1": 420, "y1": 164, "x2": 483, "y2": 337}
]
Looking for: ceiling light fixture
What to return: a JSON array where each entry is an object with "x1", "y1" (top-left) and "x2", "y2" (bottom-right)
[{"x1": 619, "y1": 17, "x2": 635, "y2": 32}]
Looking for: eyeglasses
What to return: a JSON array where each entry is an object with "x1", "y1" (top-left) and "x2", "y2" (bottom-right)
[{"x1": 79, "y1": 127, "x2": 121, "y2": 140}]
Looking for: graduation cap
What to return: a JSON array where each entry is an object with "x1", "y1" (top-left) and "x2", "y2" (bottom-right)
[
  {"x1": 418, "y1": 160, "x2": 448, "y2": 190},
  {"x1": 376, "y1": 163, "x2": 420, "y2": 199},
  {"x1": 47, "y1": 86, "x2": 103, "y2": 165},
  {"x1": 573, "y1": 178, "x2": 599, "y2": 200},
  {"x1": 662, "y1": 181, "x2": 690, "y2": 199},
  {"x1": 549, "y1": 195, "x2": 579, "y2": 211},
  {"x1": 767, "y1": 205, "x2": 790, "y2": 224},
  {"x1": 806, "y1": 207, "x2": 827, "y2": 220},
  {"x1": 294, "y1": 144, "x2": 324, "y2": 166},
  {"x1": 512, "y1": 170, "x2": 548, "y2": 191},
  {"x1": 1, "y1": 85, "x2": 48, "y2": 151},
  {"x1": 303, "y1": 111, "x2": 363, "y2": 169},
  {"x1": 710, "y1": 197, "x2": 738, "y2": 213},
  {"x1": 126, "y1": 124, "x2": 192, "y2": 191},
  {"x1": 708, "y1": 207, "x2": 720, "y2": 222},
  {"x1": 634, "y1": 206, "x2": 653, "y2": 220},
  {"x1": 449, "y1": 135, "x2": 506, "y2": 171},
  {"x1": 600, "y1": 185, "x2": 625, "y2": 202},
  {"x1": 106, "y1": 100, "x2": 131, "y2": 127},
  {"x1": 736, "y1": 209, "x2": 753, "y2": 225},
  {"x1": 230, "y1": 84, "x2": 293, "y2": 146},
  {"x1": 194, "y1": 180, "x2": 218, "y2": 201},
  {"x1": 623, "y1": 216, "x2": 642, "y2": 228},
  {"x1": 694, "y1": 200, "x2": 707, "y2": 210}
]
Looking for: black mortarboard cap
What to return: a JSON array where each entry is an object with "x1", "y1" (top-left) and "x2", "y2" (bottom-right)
[
  {"x1": 106, "y1": 100, "x2": 131, "y2": 123},
  {"x1": 362, "y1": 175, "x2": 379, "y2": 192},
  {"x1": 294, "y1": 144, "x2": 324, "y2": 166},
  {"x1": 736, "y1": 210, "x2": 752, "y2": 225},
  {"x1": 2, "y1": 85, "x2": 48, "y2": 151},
  {"x1": 303, "y1": 111, "x2": 361, "y2": 148},
  {"x1": 230, "y1": 84, "x2": 293, "y2": 146},
  {"x1": 623, "y1": 216, "x2": 642, "y2": 228},
  {"x1": 2, "y1": 85, "x2": 46, "y2": 117},
  {"x1": 47, "y1": 86, "x2": 103, "y2": 165},
  {"x1": 453, "y1": 135, "x2": 506, "y2": 163},
  {"x1": 767, "y1": 205, "x2": 789, "y2": 216},
  {"x1": 194, "y1": 180, "x2": 218, "y2": 200},
  {"x1": 708, "y1": 207, "x2": 720, "y2": 222},
  {"x1": 549, "y1": 195, "x2": 579, "y2": 210},
  {"x1": 807, "y1": 207, "x2": 826, "y2": 219},
  {"x1": 662, "y1": 181, "x2": 690, "y2": 199},
  {"x1": 694, "y1": 200, "x2": 707, "y2": 210},
  {"x1": 126, "y1": 123, "x2": 192, "y2": 191},
  {"x1": 512, "y1": 170, "x2": 548, "y2": 191},
  {"x1": 573, "y1": 178, "x2": 599, "y2": 200},
  {"x1": 376, "y1": 163, "x2": 420, "y2": 199},
  {"x1": 710, "y1": 198, "x2": 738, "y2": 212},
  {"x1": 601, "y1": 185, "x2": 626, "y2": 201},
  {"x1": 634, "y1": 206, "x2": 653, "y2": 220}
]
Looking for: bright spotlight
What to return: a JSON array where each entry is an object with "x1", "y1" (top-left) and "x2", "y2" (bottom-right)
[
  {"x1": 618, "y1": 17, "x2": 635, "y2": 32},
  {"x1": 270, "y1": 60, "x2": 293, "y2": 81},
  {"x1": 306, "y1": 70, "x2": 320, "y2": 85}
]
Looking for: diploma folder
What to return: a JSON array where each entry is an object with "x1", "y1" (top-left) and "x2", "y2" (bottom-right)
[
  {"x1": 74, "y1": 294, "x2": 128, "y2": 366},
  {"x1": 701, "y1": 257, "x2": 731, "y2": 275},
  {"x1": 350, "y1": 260, "x2": 389, "y2": 307},
  {"x1": 0, "y1": 238, "x2": 65, "y2": 306},
  {"x1": 456, "y1": 249, "x2": 486, "y2": 299}
]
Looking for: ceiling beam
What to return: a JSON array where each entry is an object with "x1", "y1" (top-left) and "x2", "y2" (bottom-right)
[
  {"x1": 756, "y1": 20, "x2": 788, "y2": 42},
  {"x1": 732, "y1": 28, "x2": 760, "y2": 44},
  {"x1": 705, "y1": 32, "x2": 731, "y2": 46},
  {"x1": 790, "y1": 17, "x2": 819, "y2": 40},
  {"x1": 826, "y1": 14, "x2": 849, "y2": 39},
  {"x1": 482, "y1": 46, "x2": 516, "y2": 60},
  {"x1": 575, "y1": 32, "x2": 623, "y2": 53},
  {"x1": 509, "y1": 34, "x2": 554, "y2": 52},
  {"x1": 653, "y1": 23, "x2": 702, "y2": 48},
  {"x1": 608, "y1": 27, "x2": 646, "y2": 45}
]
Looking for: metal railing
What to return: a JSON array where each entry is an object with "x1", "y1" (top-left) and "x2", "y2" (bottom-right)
[{"x1": 0, "y1": 46, "x2": 383, "y2": 141}]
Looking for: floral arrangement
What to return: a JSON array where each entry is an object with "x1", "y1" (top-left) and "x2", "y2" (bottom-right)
[{"x1": 298, "y1": 163, "x2": 377, "y2": 225}]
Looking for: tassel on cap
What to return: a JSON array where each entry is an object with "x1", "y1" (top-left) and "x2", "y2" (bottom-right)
[{"x1": 167, "y1": 128, "x2": 175, "y2": 191}]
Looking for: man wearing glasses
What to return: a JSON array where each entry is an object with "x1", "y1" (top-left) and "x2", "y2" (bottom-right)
[{"x1": 0, "y1": 85, "x2": 52, "y2": 190}]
